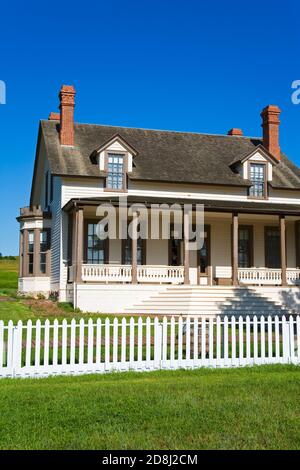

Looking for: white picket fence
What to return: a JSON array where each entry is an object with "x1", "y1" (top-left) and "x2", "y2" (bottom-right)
[{"x1": 0, "y1": 315, "x2": 299, "y2": 378}]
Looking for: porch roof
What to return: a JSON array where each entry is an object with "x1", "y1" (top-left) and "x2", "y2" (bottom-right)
[{"x1": 63, "y1": 196, "x2": 300, "y2": 216}]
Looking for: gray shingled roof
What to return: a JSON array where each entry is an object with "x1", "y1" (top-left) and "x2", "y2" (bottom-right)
[{"x1": 40, "y1": 120, "x2": 300, "y2": 189}]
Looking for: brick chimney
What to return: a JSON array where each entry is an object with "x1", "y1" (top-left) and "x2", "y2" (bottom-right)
[
  {"x1": 48, "y1": 112, "x2": 60, "y2": 121},
  {"x1": 261, "y1": 105, "x2": 281, "y2": 161},
  {"x1": 227, "y1": 128, "x2": 243, "y2": 136},
  {"x1": 59, "y1": 85, "x2": 76, "y2": 146}
]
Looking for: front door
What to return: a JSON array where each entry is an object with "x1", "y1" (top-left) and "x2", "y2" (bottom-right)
[
  {"x1": 169, "y1": 225, "x2": 182, "y2": 266},
  {"x1": 265, "y1": 227, "x2": 280, "y2": 268}
]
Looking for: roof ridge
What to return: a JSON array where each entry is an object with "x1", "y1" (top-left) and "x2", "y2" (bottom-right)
[{"x1": 42, "y1": 120, "x2": 262, "y2": 140}]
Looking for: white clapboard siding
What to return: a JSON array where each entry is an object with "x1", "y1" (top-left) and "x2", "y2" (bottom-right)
[{"x1": 0, "y1": 315, "x2": 299, "y2": 378}]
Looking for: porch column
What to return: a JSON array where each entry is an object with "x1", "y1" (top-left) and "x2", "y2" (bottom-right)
[
  {"x1": 184, "y1": 210, "x2": 190, "y2": 285},
  {"x1": 72, "y1": 207, "x2": 84, "y2": 283},
  {"x1": 33, "y1": 228, "x2": 40, "y2": 277},
  {"x1": 232, "y1": 212, "x2": 239, "y2": 286},
  {"x1": 131, "y1": 211, "x2": 138, "y2": 284},
  {"x1": 280, "y1": 215, "x2": 287, "y2": 286}
]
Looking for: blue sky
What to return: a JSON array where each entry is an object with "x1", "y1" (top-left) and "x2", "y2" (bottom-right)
[{"x1": 0, "y1": 0, "x2": 299, "y2": 255}]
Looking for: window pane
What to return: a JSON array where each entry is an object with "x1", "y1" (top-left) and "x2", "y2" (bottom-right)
[
  {"x1": 28, "y1": 253, "x2": 34, "y2": 274},
  {"x1": 238, "y1": 228, "x2": 251, "y2": 268},
  {"x1": 249, "y1": 163, "x2": 265, "y2": 197},
  {"x1": 123, "y1": 238, "x2": 144, "y2": 265},
  {"x1": 107, "y1": 153, "x2": 124, "y2": 189},
  {"x1": 87, "y1": 223, "x2": 106, "y2": 264},
  {"x1": 40, "y1": 253, "x2": 46, "y2": 274}
]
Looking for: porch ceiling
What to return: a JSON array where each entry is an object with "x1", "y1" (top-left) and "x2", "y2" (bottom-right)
[{"x1": 63, "y1": 196, "x2": 300, "y2": 216}]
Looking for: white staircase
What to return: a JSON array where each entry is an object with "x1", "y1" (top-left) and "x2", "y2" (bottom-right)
[{"x1": 123, "y1": 286, "x2": 294, "y2": 317}]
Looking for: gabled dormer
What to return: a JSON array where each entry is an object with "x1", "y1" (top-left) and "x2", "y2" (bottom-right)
[
  {"x1": 90, "y1": 134, "x2": 138, "y2": 191},
  {"x1": 230, "y1": 145, "x2": 280, "y2": 199}
]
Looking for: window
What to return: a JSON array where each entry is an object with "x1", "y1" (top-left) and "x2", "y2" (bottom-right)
[
  {"x1": 265, "y1": 227, "x2": 280, "y2": 268},
  {"x1": 197, "y1": 226, "x2": 211, "y2": 274},
  {"x1": 106, "y1": 153, "x2": 125, "y2": 190},
  {"x1": 28, "y1": 230, "x2": 34, "y2": 274},
  {"x1": 122, "y1": 238, "x2": 145, "y2": 265},
  {"x1": 249, "y1": 163, "x2": 266, "y2": 198},
  {"x1": 86, "y1": 222, "x2": 108, "y2": 264},
  {"x1": 40, "y1": 230, "x2": 49, "y2": 274},
  {"x1": 238, "y1": 226, "x2": 253, "y2": 268}
]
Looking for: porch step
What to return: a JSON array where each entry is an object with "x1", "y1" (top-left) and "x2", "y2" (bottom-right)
[{"x1": 123, "y1": 285, "x2": 294, "y2": 316}]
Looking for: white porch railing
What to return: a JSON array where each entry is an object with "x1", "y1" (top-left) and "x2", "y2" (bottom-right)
[
  {"x1": 287, "y1": 269, "x2": 300, "y2": 285},
  {"x1": 82, "y1": 264, "x2": 132, "y2": 282},
  {"x1": 137, "y1": 265, "x2": 184, "y2": 284},
  {"x1": 81, "y1": 264, "x2": 184, "y2": 284},
  {"x1": 238, "y1": 268, "x2": 300, "y2": 286}
]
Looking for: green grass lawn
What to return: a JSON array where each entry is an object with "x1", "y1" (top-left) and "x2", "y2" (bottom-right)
[
  {"x1": 0, "y1": 365, "x2": 299, "y2": 450},
  {"x1": 0, "y1": 257, "x2": 121, "y2": 322},
  {"x1": 0, "y1": 258, "x2": 19, "y2": 296},
  {"x1": 0, "y1": 259, "x2": 299, "y2": 450}
]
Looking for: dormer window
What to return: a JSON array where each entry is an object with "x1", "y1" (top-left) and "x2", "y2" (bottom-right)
[
  {"x1": 106, "y1": 153, "x2": 126, "y2": 190},
  {"x1": 249, "y1": 163, "x2": 267, "y2": 198}
]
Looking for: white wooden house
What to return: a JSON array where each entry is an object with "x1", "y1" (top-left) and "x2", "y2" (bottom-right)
[{"x1": 17, "y1": 85, "x2": 300, "y2": 315}]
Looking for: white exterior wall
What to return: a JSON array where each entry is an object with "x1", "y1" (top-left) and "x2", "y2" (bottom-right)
[{"x1": 76, "y1": 284, "x2": 167, "y2": 313}]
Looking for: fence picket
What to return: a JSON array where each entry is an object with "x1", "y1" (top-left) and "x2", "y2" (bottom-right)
[
  {"x1": 216, "y1": 316, "x2": 221, "y2": 365},
  {"x1": 282, "y1": 316, "x2": 288, "y2": 362},
  {"x1": 224, "y1": 316, "x2": 228, "y2": 366},
  {"x1": 231, "y1": 316, "x2": 236, "y2": 365},
  {"x1": 268, "y1": 316, "x2": 272, "y2": 361},
  {"x1": 170, "y1": 316, "x2": 175, "y2": 367},
  {"x1": 7, "y1": 321, "x2": 14, "y2": 373},
  {"x1": 14, "y1": 320, "x2": 23, "y2": 373},
  {"x1": 88, "y1": 318, "x2": 94, "y2": 365},
  {"x1": 253, "y1": 316, "x2": 258, "y2": 363},
  {"x1": 96, "y1": 318, "x2": 102, "y2": 365},
  {"x1": 209, "y1": 318, "x2": 214, "y2": 365},
  {"x1": 138, "y1": 317, "x2": 143, "y2": 365},
  {"x1": 238, "y1": 316, "x2": 243, "y2": 365},
  {"x1": 121, "y1": 318, "x2": 127, "y2": 365},
  {"x1": 289, "y1": 316, "x2": 295, "y2": 362},
  {"x1": 129, "y1": 317, "x2": 135, "y2": 366},
  {"x1": 145, "y1": 317, "x2": 151, "y2": 367},
  {"x1": 178, "y1": 317, "x2": 183, "y2": 366},
  {"x1": 193, "y1": 317, "x2": 198, "y2": 366},
  {"x1": 113, "y1": 318, "x2": 118, "y2": 364},
  {"x1": 79, "y1": 318, "x2": 85, "y2": 366},
  {"x1": 44, "y1": 319, "x2": 50, "y2": 367},
  {"x1": 53, "y1": 319, "x2": 59, "y2": 366},
  {"x1": 35, "y1": 320, "x2": 41, "y2": 367},
  {"x1": 0, "y1": 314, "x2": 298, "y2": 379},
  {"x1": 275, "y1": 316, "x2": 280, "y2": 360},
  {"x1": 260, "y1": 316, "x2": 265, "y2": 362},
  {"x1": 246, "y1": 316, "x2": 251, "y2": 362},
  {"x1": 25, "y1": 320, "x2": 32, "y2": 368},
  {"x1": 70, "y1": 318, "x2": 76, "y2": 366},
  {"x1": 105, "y1": 318, "x2": 110, "y2": 369},
  {"x1": 61, "y1": 319, "x2": 67, "y2": 367},
  {"x1": 186, "y1": 317, "x2": 190, "y2": 364},
  {"x1": 201, "y1": 317, "x2": 206, "y2": 363}
]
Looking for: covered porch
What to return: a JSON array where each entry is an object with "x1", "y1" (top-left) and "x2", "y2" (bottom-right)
[{"x1": 64, "y1": 197, "x2": 300, "y2": 288}]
